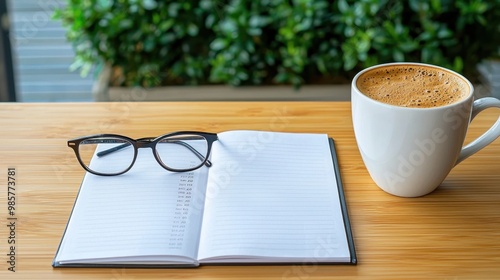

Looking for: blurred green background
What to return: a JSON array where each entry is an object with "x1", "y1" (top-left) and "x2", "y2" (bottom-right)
[{"x1": 56, "y1": 0, "x2": 500, "y2": 89}]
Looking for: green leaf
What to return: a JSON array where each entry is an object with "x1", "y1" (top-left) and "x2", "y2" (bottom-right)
[
  {"x1": 168, "y1": 3, "x2": 180, "y2": 17},
  {"x1": 430, "y1": 0, "x2": 442, "y2": 12},
  {"x1": 143, "y1": 0, "x2": 158, "y2": 10},
  {"x1": 275, "y1": 72, "x2": 289, "y2": 83},
  {"x1": 453, "y1": 57, "x2": 464, "y2": 72},
  {"x1": 316, "y1": 57, "x2": 327, "y2": 73},
  {"x1": 421, "y1": 46, "x2": 434, "y2": 62},
  {"x1": 399, "y1": 41, "x2": 418, "y2": 52},
  {"x1": 249, "y1": 16, "x2": 265, "y2": 27},
  {"x1": 343, "y1": 54, "x2": 357, "y2": 71},
  {"x1": 248, "y1": 28, "x2": 262, "y2": 36},
  {"x1": 119, "y1": 19, "x2": 133, "y2": 29},
  {"x1": 211, "y1": 38, "x2": 228, "y2": 51},
  {"x1": 338, "y1": 0, "x2": 349, "y2": 13},
  {"x1": 393, "y1": 50, "x2": 404, "y2": 61},
  {"x1": 159, "y1": 19, "x2": 175, "y2": 31},
  {"x1": 206, "y1": 15, "x2": 216, "y2": 28},
  {"x1": 220, "y1": 19, "x2": 238, "y2": 33},
  {"x1": 357, "y1": 37, "x2": 370, "y2": 53},
  {"x1": 143, "y1": 36, "x2": 155, "y2": 52},
  {"x1": 236, "y1": 71, "x2": 249, "y2": 81},
  {"x1": 239, "y1": 51, "x2": 250, "y2": 63},
  {"x1": 96, "y1": 0, "x2": 113, "y2": 11},
  {"x1": 437, "y1": 27, "x2": 452, "y2": 39},
  {"x1": 409, "y1": 0, "x2": 429, "y2": 12},
  {"x1": 187, "y1": 24, "x2": 199, "y2": 36},
  {"x1": 200, "y1": 0, "x2": 212, "y2": 10}
]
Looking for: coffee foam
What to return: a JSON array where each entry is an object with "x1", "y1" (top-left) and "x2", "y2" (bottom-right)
[{"x1": 356, "y1": 65, "x2": 470, "y2": 108}]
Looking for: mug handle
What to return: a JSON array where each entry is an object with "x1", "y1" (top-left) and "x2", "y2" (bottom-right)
[{"x1": 456, "y1": 97, "x2": 500, "y2": 165}]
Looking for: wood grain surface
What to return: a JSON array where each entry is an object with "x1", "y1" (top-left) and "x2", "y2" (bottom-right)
[{"x1": 0, "y1": 101, "x2": 499, "y2": 279}]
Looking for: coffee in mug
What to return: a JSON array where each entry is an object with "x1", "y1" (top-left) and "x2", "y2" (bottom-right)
[
  {"x1": 356, "y1": 64, "x2": 470, "y2": 108},
  {"x1": 351, "y1": 62, "x2": 500, "y2": 197}
]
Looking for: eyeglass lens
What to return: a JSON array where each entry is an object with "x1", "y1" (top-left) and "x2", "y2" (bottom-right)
[
  {"x1": 78, "y1": 137, "x2": 135, "y2": 175},
  {"x1": 155, "y1": 134, "x2": 209, "y2": 170}
]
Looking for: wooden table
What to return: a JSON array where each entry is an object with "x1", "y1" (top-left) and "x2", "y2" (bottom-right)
[{"x1": 0, "y1": 101, "x2": 499, "y2": 279}]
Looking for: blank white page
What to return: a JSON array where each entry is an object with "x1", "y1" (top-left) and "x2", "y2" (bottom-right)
[
  {"x1": 197, "y1": 130, "x2": 350, "y2": 263},
  {"x1": 55, "y1": 147, "x2": 209, "y2": 265}
]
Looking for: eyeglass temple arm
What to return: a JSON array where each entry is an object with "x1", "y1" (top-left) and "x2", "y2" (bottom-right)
[
  {"x1": 96, "y1": 143, "x2": 129, "y2": 157},
  {"x1": 169, "y1": 140, "x2": 213, "y2": 167},
  {"x1": 96, "y1": 139, "x2": 212, "y2": 167}
]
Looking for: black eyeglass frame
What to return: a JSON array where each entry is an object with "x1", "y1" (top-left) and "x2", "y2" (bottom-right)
[{"x1": 67, "y1": 131, "x2": 218, "y2": 176}]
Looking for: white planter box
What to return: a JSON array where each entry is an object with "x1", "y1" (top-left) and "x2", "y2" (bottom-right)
[
  {"x1": 477, "y1": 59, "x2": 500, "y2": 98},
  {"x1": 103, "y1": 85, "x2": 351, "y2": 102},
  {"x1": 92, "y1": 64, "x2": 351, "y2": 102}
]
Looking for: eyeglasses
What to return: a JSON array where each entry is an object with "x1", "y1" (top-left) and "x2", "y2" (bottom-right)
[{"x1": 67, "y1": 131, "x2": 218, "y2": 176}]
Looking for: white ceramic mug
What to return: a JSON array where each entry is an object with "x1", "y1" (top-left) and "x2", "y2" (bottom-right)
[{"x1": 351, "y1": 62, "x2": 500, "y2": 197}]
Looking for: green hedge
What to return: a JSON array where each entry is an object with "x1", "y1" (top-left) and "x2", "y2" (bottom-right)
[{"x1": 55, "y1": 0, "x2": 500, "y2": 88}]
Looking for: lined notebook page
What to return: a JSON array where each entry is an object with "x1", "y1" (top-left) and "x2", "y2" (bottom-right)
[
  {"x1": 197, "y1": 131, "x2": 350, "y2": 262},
  {"x1": 55, "y1": 148, "x2": 209, "y2": 265}
]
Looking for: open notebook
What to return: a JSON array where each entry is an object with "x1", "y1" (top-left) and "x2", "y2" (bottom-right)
[{"x1": 53, "y1": 130, "x2": 356, "y2": 267}]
